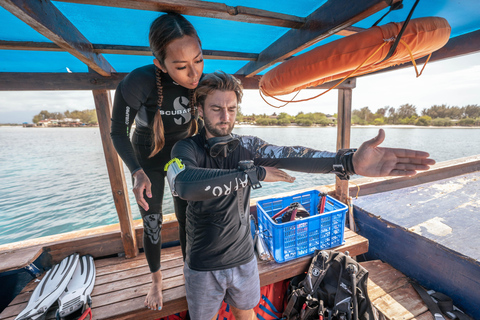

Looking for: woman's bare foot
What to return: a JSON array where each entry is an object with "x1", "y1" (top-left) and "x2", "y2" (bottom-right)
[{"x1": 144, "y1": 270, "x2": 163, "y2": 310}]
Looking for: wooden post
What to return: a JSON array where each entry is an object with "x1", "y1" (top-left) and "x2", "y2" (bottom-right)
[
  {"x1": 335, "y1": 87, "x2": 353, "y2": 204},
  {"x1": 92, "y1": 89, "x2": 138, "y2": 258}
]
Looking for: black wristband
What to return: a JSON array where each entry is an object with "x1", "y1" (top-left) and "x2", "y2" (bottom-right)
[
  {"x1": 333, "y1": 149, "x2": 357, "y2": 180},
  {"x1": 245, "y1": 167, "x2": 262, "y2": 189},
  {"x1": 238, "y1": 160, "x2": 262, "y2": 189}
]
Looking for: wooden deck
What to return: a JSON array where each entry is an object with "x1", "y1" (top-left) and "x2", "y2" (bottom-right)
[
  {"x1": 1, "y1": 229, "x2": 367, "y2": 320},
  {"x1": 361, "y1": 260, "x2": 434, "y2": 320}
]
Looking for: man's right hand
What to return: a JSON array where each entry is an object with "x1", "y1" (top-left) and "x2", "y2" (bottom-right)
[
  {"x1": 263, "y1": 167, "x2": 296, "y2": 183},
  {"x1": 132, "y1": 169, "x2": 152, "y2": 211}
]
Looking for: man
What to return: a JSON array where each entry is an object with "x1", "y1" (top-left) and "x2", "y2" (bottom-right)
[{"x1": 166, "y1": 71, "x2": 435, "y2": 320}]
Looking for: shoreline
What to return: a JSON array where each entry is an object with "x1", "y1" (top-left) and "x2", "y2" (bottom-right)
[{"x1": 1, "y1": 124, "x2": 479, "y2": 129}]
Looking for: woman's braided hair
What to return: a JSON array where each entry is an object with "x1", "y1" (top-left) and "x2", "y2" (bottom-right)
[{"x1": 149, "y1": 13, "x2": 200, "y2": 158}]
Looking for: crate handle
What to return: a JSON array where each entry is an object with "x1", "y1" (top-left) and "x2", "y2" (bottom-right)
[{"x1": 261, "y1": 229, "x2": 272, "y2": 239}]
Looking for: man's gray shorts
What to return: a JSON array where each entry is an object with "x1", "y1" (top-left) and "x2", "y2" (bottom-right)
[{"x1": 184, "y1": 256, "x2": 260, "y2": 320}]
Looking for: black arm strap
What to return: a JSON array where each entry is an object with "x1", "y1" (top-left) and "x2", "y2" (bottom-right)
[
  {"x1": 380, "y1": 0, "x2": 421, "y2": 63},
  {"x1": 333, "y1": 149, "x2": 356, "y2": 180},
  {"x1": 411, "y1": 282, "x2": 446, "y2": 320},
  {"x1": 372, "y1": 0, "x2": 404, "y2": 27}
]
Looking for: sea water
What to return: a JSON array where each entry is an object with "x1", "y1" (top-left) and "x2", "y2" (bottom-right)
[{"x1": 0, "y1": 126, "x2": 479, "y2": 245}]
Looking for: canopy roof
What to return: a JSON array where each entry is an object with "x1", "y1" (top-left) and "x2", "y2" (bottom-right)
[{"x1": 1, "y1": 0, "x2": 479, "y2": 90}]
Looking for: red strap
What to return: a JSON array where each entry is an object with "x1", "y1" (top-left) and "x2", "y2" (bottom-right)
[{"x1": 78, "y1": 308, "x2": 92, "y2": 320}]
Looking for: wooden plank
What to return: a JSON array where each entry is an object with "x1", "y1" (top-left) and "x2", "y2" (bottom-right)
[
  {"x1": 45, "y1": 232, "x2": 126, "y2": 263},
  {"x1": 360, "y1": 261, "x2": 432, "y2": 320},
  {"x1": 361, "y1": 260, "x2": 410, "y2": 301},
  {"x1": 0, "y1": 72, "x2": 126, "y2": 91},
  {"x1": 0, "y1": 72, "x2": 358, "y2": 91},
  {"x1": 94, "y1": 285, "x2": 188, "y2": 319},
  {"x1": 0, "y1": 246, "x2": 43, "y2": 273},
  {"x1": 92, "y1": 89, "x2": 138, "y2": 258},
  {"x1": 95, "y1": 258, "x2": 183, "y2": 287},
  {"x1": 0, "y1": 0, "x2": 115, "y2": 76},
  {"x1": 372, "y1": 286, "x2": 429, "y2": 320},
  {"x1": 55, "y1": 0, "x2": 306, "y2": 29},
  {"x1": 336, "y1": 88, "x2": 353, "y2": 150},
  {"x1": 95, "y1": 248, "x2": 181, "y2": 276},
  {"x1": 346, "y1": 155, "x2": 480, "y2": 198},
  {"x1": 0, "y1": 40, "x2": 259, "y2": 61},
  {"x1": 237, "y1": 0, "x2": 399, "y2": 76},
  {"x1": 335, "y1": 88, "x2": 353, "y2": 204},
  {"x1": 337, "y1": 26, "x2": 366, "y2": 37},
  {"x1": 92, "y1": 272, "x2": 184, "y2": 306}
]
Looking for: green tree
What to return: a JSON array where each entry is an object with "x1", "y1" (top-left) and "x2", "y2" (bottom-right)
[
  {"x1": 375, "y1": 107, "x2": 389, "y2": 118},
  {"x1": 351, "y1": 115, "x2": 367, "y2": 125},
  {"x1": 431, "y1": 118, "x2": 453, "y2": 126},
  {"x1": 464, "y1": 105, "x2": 480, "y2": 118},
  {"x1": 458, "y1": 118, "x2": 476, "y2": 126},
  {"x1": 397, "y1": 104, "x2": 417, "y2": 119},
  {"x1": 277, "y1": 112, "x2": 294, "y2": 123},
  {"x1": 32, "y1": 110, "x2": 64, "y2": 123},
  {"x1": 353, "y1": 107, "x2": 374, "y2": 123},
  {"x1": 415, "y1": 115, "x2": 431, "y2": 126},
  {"x1": 387, "y1": 107, "x2": 398, "y2": 124},
  {"x1": 298, "y1": 119, "x2": 313, "y2": 126}
]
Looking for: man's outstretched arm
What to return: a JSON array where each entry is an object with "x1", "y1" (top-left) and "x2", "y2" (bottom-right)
[
  {"x1": 353, "y1": 129, "x2": 435, "y2": 177},
  {"x1": 168, "y1": 140, "x2": 295, "y2": 201}
]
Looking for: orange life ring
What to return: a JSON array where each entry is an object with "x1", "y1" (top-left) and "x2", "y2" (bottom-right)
[{"x1": 259, "y1": 17, "x2": 451, "y2": 97}]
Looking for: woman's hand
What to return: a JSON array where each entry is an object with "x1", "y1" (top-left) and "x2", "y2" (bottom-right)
[
  {"x1": 132, "y1": 169, "x2": 152, "y2": 211},
  {"x1": 263, "y1": 167, "x2": 296, "y2": 183}
]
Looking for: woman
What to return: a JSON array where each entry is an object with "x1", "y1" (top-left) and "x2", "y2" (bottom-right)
[{"x1": 110, "y1": 13, "x2": 203, "y2": 311}]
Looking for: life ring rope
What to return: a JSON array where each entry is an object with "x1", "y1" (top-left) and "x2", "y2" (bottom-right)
[{"x1": 399, "y1": 39, "x2": 432, "y2": 78}]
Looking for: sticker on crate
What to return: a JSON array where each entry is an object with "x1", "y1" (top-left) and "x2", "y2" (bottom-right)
[{"x1": 256, "y1": 190, "x2": 347, "y2": 263}]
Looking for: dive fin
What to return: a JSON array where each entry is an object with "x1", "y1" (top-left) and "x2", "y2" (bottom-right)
[
  {"x1": 56, "y1": 255, "x2": 96, "y2": 319},
  {"x1": 15, "y1": 253, "x2": 80, "y2": 320}
]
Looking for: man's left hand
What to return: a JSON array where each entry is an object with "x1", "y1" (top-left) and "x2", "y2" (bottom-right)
[{"x1": 353, "y1": 129, "x2": 436, "y2": 177}]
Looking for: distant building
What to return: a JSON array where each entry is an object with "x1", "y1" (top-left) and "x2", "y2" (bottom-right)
[
  {"x1": 36, "y1": 118, "x2": 82, "y2": 127},
  {"x1": 326, "y1": 115, "x2": 337, "y2": 125}
]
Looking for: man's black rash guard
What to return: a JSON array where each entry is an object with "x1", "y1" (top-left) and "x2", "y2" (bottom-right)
[
  {"x1": 170, "y1": 129, "x2": 352, "y2": 271},
  {"x1": 110, "y1": 64, "x2": 197, "y2": 174}
]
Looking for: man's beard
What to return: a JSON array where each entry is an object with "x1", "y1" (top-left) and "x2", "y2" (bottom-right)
[{"x1": 203, "y1": 117, "x2": 234, "y2": 137}]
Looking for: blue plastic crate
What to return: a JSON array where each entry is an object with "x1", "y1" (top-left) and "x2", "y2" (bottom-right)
[{"x1": 256, "y1": 190, "x2": 347, "y2": 263}]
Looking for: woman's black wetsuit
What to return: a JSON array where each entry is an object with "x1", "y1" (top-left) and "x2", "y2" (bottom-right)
[{"x1": 110, "y1": 64, "x2": 197, "y2": 272}]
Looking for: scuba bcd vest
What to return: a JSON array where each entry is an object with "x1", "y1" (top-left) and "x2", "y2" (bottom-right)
[{"x1": 283, "y1": 250, "x2": 384, "y2": 320}]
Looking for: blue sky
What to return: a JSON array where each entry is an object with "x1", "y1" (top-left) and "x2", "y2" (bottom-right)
[{"x1": 0, "y1": 52, "x2": 479, "y2": 123}]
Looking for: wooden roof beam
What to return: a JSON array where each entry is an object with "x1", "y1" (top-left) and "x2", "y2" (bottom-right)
[
  {"x1": 0, "y1": 73, "x2": 356, "y2": 91},
  {"x1": 0, "y1": 0, "x2": 115, "y2": 76},
  {"x1": 55, "y1": 0, "x2": 306, "y2": 29},
  {"x1": 0, "y1": 41, "x2": 259, "y2": 61},
  {"x1": 237, "y1": 0, "x2": 400, "y2": 77}
]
